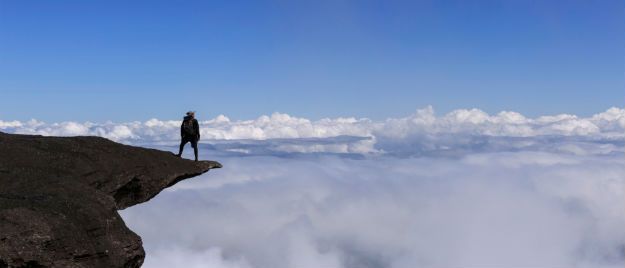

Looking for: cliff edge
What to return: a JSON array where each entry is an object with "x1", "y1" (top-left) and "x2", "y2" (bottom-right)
[{"x1": 0, "y1": 132, "x2": 221, "y2": 267}]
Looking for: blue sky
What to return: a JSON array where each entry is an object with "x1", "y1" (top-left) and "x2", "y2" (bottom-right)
[{"x1": 0, "y1": 0, "x2": 622, "y2": 122}]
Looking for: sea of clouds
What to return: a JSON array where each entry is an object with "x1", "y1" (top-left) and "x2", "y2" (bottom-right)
[{"x1": 2, "y1": 107, "x2": 624, "y2": 267}]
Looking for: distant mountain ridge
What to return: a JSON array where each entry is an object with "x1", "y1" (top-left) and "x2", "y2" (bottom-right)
[{"x1": 0, "y1": 132, "x2": 221, "y2": 267}]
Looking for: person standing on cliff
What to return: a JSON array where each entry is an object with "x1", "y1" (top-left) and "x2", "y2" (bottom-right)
[{"x1": 177, "y1": 111, "x2": 200, "y2": 161}]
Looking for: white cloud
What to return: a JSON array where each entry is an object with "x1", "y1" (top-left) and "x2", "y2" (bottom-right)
[
  {"x1": 0, "y1": 120, "x2": 22, "y2": 128},
  {"x1": 143, "y1": 247, "x2": 252, "y2": 268},
  {"x1": 120, "y1": 149, "x2": 625, "y2": 268},
  {"x1": 1, "y1": 107, "x2": 623, "y2": 155}
]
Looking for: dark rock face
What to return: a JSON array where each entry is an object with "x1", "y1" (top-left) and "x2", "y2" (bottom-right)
[{"x1": 0, "y1": 132, "x2": 221, "y2": 267}]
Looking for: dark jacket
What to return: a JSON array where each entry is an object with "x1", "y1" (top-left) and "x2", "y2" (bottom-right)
[{"x1": 181, "y1": 115, "x2": 200, "y2": 140}]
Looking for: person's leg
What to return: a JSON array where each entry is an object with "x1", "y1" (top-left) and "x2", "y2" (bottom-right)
[
  {"x1": 191, "y1": 139, "x2": 198, "y2": 161},
  {"x1": 177, "y1": 138, "x2": 188, "y2": 157}
]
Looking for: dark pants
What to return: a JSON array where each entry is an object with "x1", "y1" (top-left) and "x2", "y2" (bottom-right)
[{"x1": 178, "y1": 136, "x2": 198, "y2": 161}]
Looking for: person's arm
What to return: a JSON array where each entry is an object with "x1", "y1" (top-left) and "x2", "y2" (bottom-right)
[
  {"x1": 194, "y1": 119, "x2": 200, "y2": 140},
  {"x1": 180, "y1": 122, "x2": 185, "y2": 138}
]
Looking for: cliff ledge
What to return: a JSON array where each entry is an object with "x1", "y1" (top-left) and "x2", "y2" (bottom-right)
[{"x1": 0, "y1": 132, "x2": 221, "y2": 267}]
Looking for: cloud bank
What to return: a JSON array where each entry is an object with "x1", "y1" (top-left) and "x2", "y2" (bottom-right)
[
  {"x1": 1, "y1": 107, "x2": 624, "y2": 155},
  {"x1": 121, "y1": 150, "x2": 624, "y2": 268}
]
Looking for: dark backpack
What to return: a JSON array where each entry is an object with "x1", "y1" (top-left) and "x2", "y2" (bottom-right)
[{"x1": 182, "y1": 119, "x2": 195, "y2": 136}]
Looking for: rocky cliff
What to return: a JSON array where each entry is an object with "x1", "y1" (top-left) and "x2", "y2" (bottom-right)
[{"x1": 0, "y1": 132, "x2": 221, "y2": 267}]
